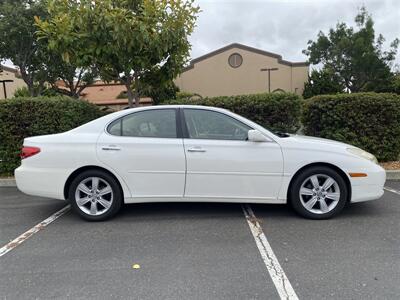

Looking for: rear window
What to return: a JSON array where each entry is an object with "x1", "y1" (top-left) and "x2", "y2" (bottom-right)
[{"x1": 107, "y1": 109, "x2": 177, "y2": 138}]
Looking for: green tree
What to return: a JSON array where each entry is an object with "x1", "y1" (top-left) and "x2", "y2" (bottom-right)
[
  {"x1": 302, "y1": 69, "x2": 345, "y2": 98},
  {"x1": 391, "y1": 73, "x2": 400, "y2": 94},
  {"x1": 47, "y1": 60, "x2": 97, "y2": 99},
  {"x1": 136, "y1": 69, "x2": 180, "y2": 104},
  {"x1": 36, "y1": 0, "x2": 199, "y2": 107},
  {"x1": 303, "y1": 7, "x2": 399, "y2": 93},
  {"x1": 142, "y1": 80, "x2": 179, "y2": 104},
  {"x1": 0, "y1": 0, "x2": 50, "y2": 96},
  {"x1": 368, "y1": 70, "x2": 400, "y2": 94},
  {"x1": 0, "y1": 0, "x2": 94, "y2": 98}
]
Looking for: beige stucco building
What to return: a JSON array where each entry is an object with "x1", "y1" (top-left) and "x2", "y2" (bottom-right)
[
  {"x1": 175, "y1": 43, "x2": 309, "y2": 97},
  {"x1": 0, "y1": 65, "x2": 27, "y2": 99}
]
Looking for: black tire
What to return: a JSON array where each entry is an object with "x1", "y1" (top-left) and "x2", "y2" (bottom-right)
[
  {"x1": 289, "y1": 166, "x2": 348, "y2": 220},
  {"x1": 68, "y1": 170, "x2": 123, "y2": 221}
]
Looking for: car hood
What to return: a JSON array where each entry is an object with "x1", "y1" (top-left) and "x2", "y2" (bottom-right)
[
  {"x1": 280, "y1": 134, "x2": 354, "y2": 152},
  {"x1": 289, "y1": 134, "x2": 349, "y2": 145}
]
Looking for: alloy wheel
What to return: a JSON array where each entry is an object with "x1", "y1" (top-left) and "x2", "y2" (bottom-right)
[
  {"x1": 74, "y1": 177, "x2": 114, "y2": 216},
  {"x1": 299, "y1": 174, "x2": 341, "y2": 214}
]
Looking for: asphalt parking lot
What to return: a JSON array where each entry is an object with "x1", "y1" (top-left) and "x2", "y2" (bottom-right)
[{"x1": 1, "y1": 182, "x2": 399, "y2": 299}]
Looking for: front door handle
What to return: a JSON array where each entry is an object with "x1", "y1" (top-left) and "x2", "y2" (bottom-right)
[
  {"x1": 187, "y1": 147, "x2": 206, "y2": 153},
  {"x1": 102, "y1": 146, "x2": 121, "y2": 151}
]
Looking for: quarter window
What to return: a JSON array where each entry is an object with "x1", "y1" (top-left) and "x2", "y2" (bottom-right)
[
  {"x1": 183, "y1": 109, "x2": 251, "y2": 140},
  {"x1": 107, "y1": 109, "x2": 177, "y2": 138}
]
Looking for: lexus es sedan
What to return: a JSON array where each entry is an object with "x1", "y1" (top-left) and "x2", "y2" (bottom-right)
[{"x1": 15, "y1": 105, "x2": 385, "y2": 221}]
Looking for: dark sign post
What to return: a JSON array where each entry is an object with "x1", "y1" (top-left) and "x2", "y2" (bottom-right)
[
  {"x1": 0, "y1": 79, "x2": 14, "y2": 99},
  {"x1": 260, "y1": 68, "x2": 278, "y2": 93}
]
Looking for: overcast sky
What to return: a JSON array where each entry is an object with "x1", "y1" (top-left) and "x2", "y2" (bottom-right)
[
  {"x1": 2, "y1": 0, "x2": 399, "y2": 69},
  {"x1": 190, "y1": 0, "x2": 400, "y2": 67}
]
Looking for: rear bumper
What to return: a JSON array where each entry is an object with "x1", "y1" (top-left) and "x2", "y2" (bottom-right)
[
  {"x1": 350, "y1": 165, "x2": 386, "y2": 203},
  {"x1": 15, "y1": 165, "x2": 68, "y2": 200}
]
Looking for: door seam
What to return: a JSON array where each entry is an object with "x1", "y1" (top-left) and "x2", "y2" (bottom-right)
[{"x1": 182, "y1": 138, "x2": 188, "y2": 197}]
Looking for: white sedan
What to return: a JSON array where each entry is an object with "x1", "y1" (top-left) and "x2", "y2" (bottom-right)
[{"x1": 15, "y1": 105, "x2": 385, "y2": 221}]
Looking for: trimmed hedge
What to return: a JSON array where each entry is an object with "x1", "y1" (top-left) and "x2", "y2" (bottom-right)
[
  {"x1": 0, "y1": 97, "x2": 106, "y2": 175},
  {"x1": 302, "y1": 92, "x2": 400, "y2": 161},
  {"x1": 164, "y1": 92, "x2": 302, "y2": 133}
]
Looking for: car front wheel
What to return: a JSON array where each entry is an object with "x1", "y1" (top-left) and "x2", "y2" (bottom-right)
[
  {"x1": 289, "y1": 166, "x2": 348, "y2": 219},
  {"x1": 69, "y1": 170, "x2": 122, "y2": 221}
]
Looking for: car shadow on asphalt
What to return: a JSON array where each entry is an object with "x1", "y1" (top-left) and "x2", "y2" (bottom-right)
[
  {"x1": 118, "y1": 202, "x2": 244, "y2": 222},
  {"x1": 114, "y1": 199, "x2": 386, "y2": 222},
  {"x1": 64, "y1": 198, "x2": 390, "y2": 223},
  {"x1": 251, "y1": 200, "x2": 388, "y2": 221}
]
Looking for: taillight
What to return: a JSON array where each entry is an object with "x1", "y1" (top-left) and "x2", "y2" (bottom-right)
[{"x1": 20, "y1": 146, "x2": 41, "y2": 159}]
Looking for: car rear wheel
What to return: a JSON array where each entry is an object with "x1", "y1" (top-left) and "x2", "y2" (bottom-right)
[
  {"x1": 69, "y1": 170, "x2": 122, "y2": 221},
  {"x1": 289, "y1": 166, "x2": 348, "y2": 219}
]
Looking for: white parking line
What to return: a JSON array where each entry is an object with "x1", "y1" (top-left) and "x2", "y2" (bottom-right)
[
  {"x1": 384, "y1": 186, "x2": 400, "y2": 195},
  {"x1": 242, "y1": 204, "x2": 299, "y2": 300},
  {"x1": 0, "y1": 205, "x2": 70, "y2": 258}
]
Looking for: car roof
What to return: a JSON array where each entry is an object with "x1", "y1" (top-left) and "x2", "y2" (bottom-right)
[
  {"x1": 122, "y1": 104, "x2": 230, "y2": 112},
  {"x1": 113, "y1": 104, "x2": 233, "y2": 119}
]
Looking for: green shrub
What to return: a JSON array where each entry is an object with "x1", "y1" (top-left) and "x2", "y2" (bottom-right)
[
  {"x1": 164, "y1": 92, "x2": 302, "y2": 133},
  {"x1": 0, "y1": 97, "x2": 106, "y2": 175},
  {"x1": 175, "y1": 91, "x2": 197, "y2": 100},
  {"x1": 13, "y1": 86, "x2": 59, "y2": 98},
  {"x1": 302, "y1": 92, "x2": 400, "y2": 161},
  {"x1": 116, "y1": 90, "x2": 128, "y2": 99}
]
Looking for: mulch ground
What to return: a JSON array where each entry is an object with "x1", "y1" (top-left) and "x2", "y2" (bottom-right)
[{"x1": 380, "y1": 161, "x2": 400, "y2": 170}]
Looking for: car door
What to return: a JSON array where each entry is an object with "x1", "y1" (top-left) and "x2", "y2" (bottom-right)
[
  {"x1": 97, "y1": 108, "x2": 186, "y2": 198},
  {"x1": 182, "y1": 108, "x2": 283, "y2": 201}
]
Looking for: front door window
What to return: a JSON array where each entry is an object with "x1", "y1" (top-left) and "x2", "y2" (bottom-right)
[{"x1": 183, "y1": 109, "x2": 251, "y2": 140}]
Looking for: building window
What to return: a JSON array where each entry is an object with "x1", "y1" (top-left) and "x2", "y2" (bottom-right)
[{"x1": 228, "y1": 53, "x2": 243, "y2": 68}]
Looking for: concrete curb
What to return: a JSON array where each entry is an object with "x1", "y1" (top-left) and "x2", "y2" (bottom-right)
[
  {"x1": 0, "y1": 178, "x2": 16, "y2": 187},
  {"x1": 1, "y1": 170, "x2": 400, "y2": 187},
  {"x1": 386, "y1": 170, "x2": 400, "y2": 180}
]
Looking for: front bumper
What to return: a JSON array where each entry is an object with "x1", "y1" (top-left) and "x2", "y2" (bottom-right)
[{"x1": 350, "y1": 165, "x2": 386, "y2": 203}]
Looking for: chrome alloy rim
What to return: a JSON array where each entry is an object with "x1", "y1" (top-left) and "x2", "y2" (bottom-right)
[
  {"x1": 299, "y1": 174, "x2": 340, "y2": 214},
  {"x1": 75, "y1": 177, "x2": 113, "y2": 216}
]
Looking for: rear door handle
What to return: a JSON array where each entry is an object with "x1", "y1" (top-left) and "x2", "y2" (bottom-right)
[
  {"x1": 187, "y1": 147, "x2": 206, "y2": 153},
  {"x1": 102, "y1": 146, "x2": 121, "y2": 151}
]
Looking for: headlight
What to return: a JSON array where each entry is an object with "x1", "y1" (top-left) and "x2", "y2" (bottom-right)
[{"x1": 347, "y1": 148, "x2": 378, "y2": 164}]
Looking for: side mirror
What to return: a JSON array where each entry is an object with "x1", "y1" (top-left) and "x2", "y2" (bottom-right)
[{"x1": 247, "y1": 130, "x2": 271, "y2": 142}]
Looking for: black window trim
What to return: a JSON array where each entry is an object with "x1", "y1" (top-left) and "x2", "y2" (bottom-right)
[
  {"x1": 179, "y1": 108, "x2": 189, "y2": 138},
  {"x1": 179, "y1": 107, "x2": 254, "y2": 141},
  {"x1": 106, "y1": 108, "x2": 183, "y2": 139}
]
